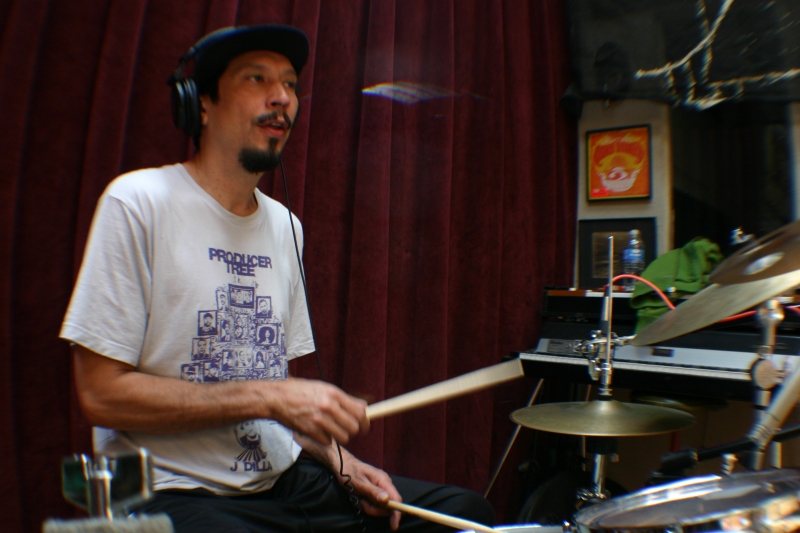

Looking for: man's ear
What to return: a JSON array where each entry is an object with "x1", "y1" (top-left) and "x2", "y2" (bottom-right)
[{"x1": 198, "y1": 94, "x2": 211, "y2": 126}]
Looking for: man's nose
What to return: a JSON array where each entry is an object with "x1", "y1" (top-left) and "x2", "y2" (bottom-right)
[{"x1": 268, "y1": 82, "x2": 292, "y2": 108}]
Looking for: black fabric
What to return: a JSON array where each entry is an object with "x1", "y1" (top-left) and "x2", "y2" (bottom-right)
[
  {"x1": 137, "y1": 459, "x2": 495, "y2": 533},
  {"x1": 566, "y1": 0, "x2": 800, "y2": 108}
]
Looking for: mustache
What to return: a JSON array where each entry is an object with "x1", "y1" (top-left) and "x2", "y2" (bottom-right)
[{"x1": 253, "y1": 112, "x2": 293, "y2": 131}]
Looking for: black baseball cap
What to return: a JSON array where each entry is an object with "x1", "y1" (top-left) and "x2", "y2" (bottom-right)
[{"x1": 191, "y1": 25, "x2": 309, "y2": 94}]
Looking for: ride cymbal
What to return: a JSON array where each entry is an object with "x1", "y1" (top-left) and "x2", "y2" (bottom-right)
[
  {"x1": 631, "y1": 268, "x2": 800, "y2": 346},
  {"x1": 711, "y1": 220, "x2": 800, "y2": 285},
  {"x1": 510, "y1": 399, "x2": 695, "y2": 437}
]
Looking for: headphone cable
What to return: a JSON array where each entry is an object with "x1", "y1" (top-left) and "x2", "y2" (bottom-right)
[{"x1": 279, "y1": 160, "x2": 366, "y2": 531}]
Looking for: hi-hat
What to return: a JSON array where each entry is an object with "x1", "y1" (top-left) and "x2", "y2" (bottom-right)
[
  {"x1": 510, "y1": 399, "x2": 695, "y2": 437},
  {"x1": 710, "y1": 220, "x2": 800, "y2": 285},
  {"x1": 631, "y1": 268, "x2": 800, "y2": 346}
]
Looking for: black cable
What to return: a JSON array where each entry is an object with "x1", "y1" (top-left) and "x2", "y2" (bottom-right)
[
  {"x1": 280, "y1": 160, "x2": 325, "y2": 381},
  {"x1": 279, "y1": 161, "x2": 366, "y2": 532}
]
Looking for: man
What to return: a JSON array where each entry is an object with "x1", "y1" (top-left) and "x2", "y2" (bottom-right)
[
  {"x1": 199, "y1": 312, "x2": 216, "y2": 334},
  {"x1": 195, "y1": 338, "x2": 210, "y2": 359},
  {"x1": 257, "y1": 296, "x2": 272, "y2": 317},
  {"x1": 61, "y1": 25, "x2": 494, "y2": 532}
]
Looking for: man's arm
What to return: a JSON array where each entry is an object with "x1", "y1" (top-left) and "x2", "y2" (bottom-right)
[
  {"x1": 294, "y1": 433, "x2": 403, "y2": 530},
  {"x1": 73, "y1": 345, "x2": 368, "y2": 445}
]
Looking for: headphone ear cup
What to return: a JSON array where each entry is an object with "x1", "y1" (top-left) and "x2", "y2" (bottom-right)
[
  {"x1": 183, "y1": 78, "x2": 201, "y2": 137},
  {"x1": 170, "y1": 76, "x2": 201, "y2": 137}
]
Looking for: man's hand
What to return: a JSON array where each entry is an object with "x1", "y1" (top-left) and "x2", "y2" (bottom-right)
[
  {"x1": 337, "y1": 453, "x2": 403, "y2": 531},
  {"x1": 294, "y1": 434, "x2": 404, "y2": 531},
  {"x1": 268, "y1": 377, "x2": 369, "y2": 445}
]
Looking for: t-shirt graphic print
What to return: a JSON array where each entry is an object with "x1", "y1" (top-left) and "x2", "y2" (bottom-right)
[
  {"x1": 181, "y1": 284, "x2": 288, "y2": 385},
  {"x1": 181, "y1": 281, "x2": 289, "y2": 475}
]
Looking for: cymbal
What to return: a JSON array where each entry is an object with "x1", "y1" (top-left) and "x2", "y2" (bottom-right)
[
  {"x1": 711, "y1": 220, "x2": 800, "y2": 285},
  {"x1": 629, "y1": 392, "x2": 727, "y2": 413},
  {"x1": 510, "y1": 399, "x2": 695, "y2": 437},
  {"x1": 631, "y1": 268, "x2": 800, "y2": 346}
]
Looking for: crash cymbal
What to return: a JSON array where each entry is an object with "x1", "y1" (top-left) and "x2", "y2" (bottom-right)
[
  {"x1": 711, "y1": 220, "x2": 800, "y2": 285},
  {"x1": 631, "y1": 268, "x2": 800, "y2": 346},
  {"x1": 510, "y1": 399, "x2": 695, "y2": 437}
]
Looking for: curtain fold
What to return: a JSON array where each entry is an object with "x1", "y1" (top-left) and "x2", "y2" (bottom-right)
[
  {"x1": 338, "y1": 0, "x2": 397, "y2": 470},
  {"x1": 0, "y1": 2, "x2": 576, "y2": 531}
]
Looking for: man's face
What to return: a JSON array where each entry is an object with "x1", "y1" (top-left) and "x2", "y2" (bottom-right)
[
  {"x1": 242, "y1": 420, "x2": 258, "y2": 437},
  {"x1": 204, "y1": 315, "x2": 213, "y2": 326},
  {"x1": 200, "y1": 50, "x2": 299, "y2": 172}
]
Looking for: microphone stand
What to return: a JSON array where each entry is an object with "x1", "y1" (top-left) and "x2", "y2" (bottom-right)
[{"x1": 745, "y1": 299, "x2": 784, "y2": 469}]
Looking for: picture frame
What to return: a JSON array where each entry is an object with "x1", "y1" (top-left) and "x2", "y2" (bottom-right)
[
  {"x1": 587, "y1": 125, "x2": 651, "y2": 201},
  {"x1": 578, "y1": 218, "x2": 657, "y2": 290}
]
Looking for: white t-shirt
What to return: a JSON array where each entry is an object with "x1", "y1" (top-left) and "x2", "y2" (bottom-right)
[{"x1": 60, "y1": 163, "x2": 315, "y2": 494}]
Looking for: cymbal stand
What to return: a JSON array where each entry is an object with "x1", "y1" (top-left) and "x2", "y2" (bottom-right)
[
  {"x1": 573, "y1": 330, "x2": 633, "y2": 504},
  {"x1": 747, "y1": 298, "x2": 784, "y2": 469},
  {"x1": 572, "y1": 237, "x2": 625, "y2": 503},
  {"x1": 576, "y1": 437, "x2": 618, "y2": 504},
  {"x1": 574, "y1": 332, "x2": 633, "y2": 502}
]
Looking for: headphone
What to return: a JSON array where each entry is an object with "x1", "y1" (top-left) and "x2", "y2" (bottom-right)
[
  {"x1": 169, "y1": 61, "x2": 201, "y2": 138},
  {"x1": 168, "y1": 28, "x2": 239, "y2": 138}
]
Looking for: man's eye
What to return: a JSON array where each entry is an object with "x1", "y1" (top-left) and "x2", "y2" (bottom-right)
[
  {"x1": 285, "y1": 81, "x2": 297, "y2": 90},
  {"x1": 249, "y1": 74, "x2": 263, "y2": 82}
]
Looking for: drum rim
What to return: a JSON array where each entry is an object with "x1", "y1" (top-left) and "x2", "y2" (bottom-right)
[{"x1": 574, "y1": 469, "x2": 800, "y2": 531}]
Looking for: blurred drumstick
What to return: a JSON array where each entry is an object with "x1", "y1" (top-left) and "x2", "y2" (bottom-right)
[
  {"x1": 366, "y1": 359, "x2": 524, "y2": 420},
  {"x1": 386, "y1": 500, "x2": 495, "y2": 533}
]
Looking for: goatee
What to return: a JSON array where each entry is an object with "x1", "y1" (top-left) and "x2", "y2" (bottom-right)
[{"x1": 238, "y1": 141, "x2": 282, "y2": 173}]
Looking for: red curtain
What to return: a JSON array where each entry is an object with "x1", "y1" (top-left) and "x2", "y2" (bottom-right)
[{"x1": 0, "y1": 1, "x2": 576, "y2": 531}]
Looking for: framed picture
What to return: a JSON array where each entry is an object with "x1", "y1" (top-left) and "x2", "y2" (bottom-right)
[
  {"x1": 578, "y1": 218, "x2": 657, "y2": 290},
  {"x1": 587, "y1": 125, "x2": 651, "y2": 201}
]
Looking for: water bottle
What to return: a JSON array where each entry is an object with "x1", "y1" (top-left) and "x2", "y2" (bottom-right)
[{"x1": 621, "y1": 229, "x2": 645, "y2": 292}]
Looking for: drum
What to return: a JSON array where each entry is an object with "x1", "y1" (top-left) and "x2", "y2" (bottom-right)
[
  {"x1": 573, "y1": 469, "x2": 800, "y2": 533},
  {"x1": 459, "y1": 526, "x2": 564, "y2": 533}
]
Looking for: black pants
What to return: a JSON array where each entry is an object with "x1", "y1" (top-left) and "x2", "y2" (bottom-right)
[{"x1": 138, "y1": 459, "x2": 495, "y2": 532}]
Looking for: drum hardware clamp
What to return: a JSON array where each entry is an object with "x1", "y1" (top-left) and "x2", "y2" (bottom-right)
[{"x1": 42, "y1": 448, "x2": 174, "y2": 533}]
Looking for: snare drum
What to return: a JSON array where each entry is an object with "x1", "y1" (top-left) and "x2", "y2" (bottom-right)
[
  {"x1": 460, "y1": 526, "x2": 564, "y2": 533},
  {"x1": 573, "y1": 469, "x2": 800, "y2": 533}
]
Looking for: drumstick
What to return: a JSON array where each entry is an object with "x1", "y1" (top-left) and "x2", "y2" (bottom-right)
[
  {"x1": 386, "y1": 500, "x2": 495, "y2": 533},
  {"x1": 366, "y1": 359, "x2": 524, "y2": 420}
]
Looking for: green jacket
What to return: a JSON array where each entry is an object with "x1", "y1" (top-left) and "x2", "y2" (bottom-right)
[{"x1": 629, "y1": 238, "x2": 724, "y2": 332}]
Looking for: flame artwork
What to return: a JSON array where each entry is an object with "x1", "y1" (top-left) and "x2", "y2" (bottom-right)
[{"x1": 587, "y1": 126, "x2": 651, "y2": 201}]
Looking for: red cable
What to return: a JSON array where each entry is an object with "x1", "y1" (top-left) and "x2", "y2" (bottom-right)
[
  {"x1": 717, "y1": 310, "x2": 756, "y2": 323},
  {"x1": 607, "y1": 274, "x2": 675, "y2": 309},
  {"x1": 607, "y1": 274, "x2": 789, "y2": 324}
]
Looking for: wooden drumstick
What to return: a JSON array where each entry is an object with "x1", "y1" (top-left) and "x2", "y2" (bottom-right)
[
  {"x1": 386, "y1": 500, "x2": 495, "y2": 533},
  {"x1": 366, "y1": 359, "x2": 524, "y2": 420}
]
